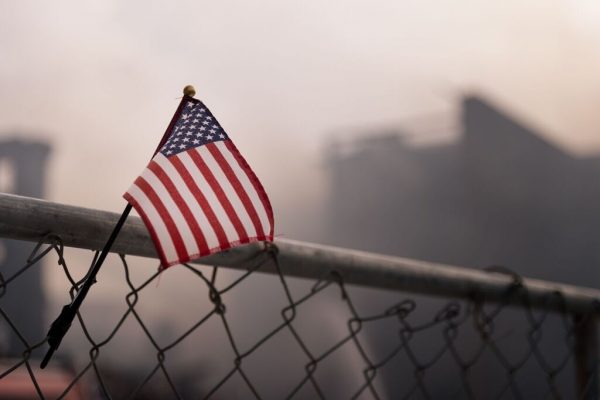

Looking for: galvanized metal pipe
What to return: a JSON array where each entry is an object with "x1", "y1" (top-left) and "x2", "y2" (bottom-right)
[{"x1": 0, "y1": 193, "x2": 598, "y2": 314}]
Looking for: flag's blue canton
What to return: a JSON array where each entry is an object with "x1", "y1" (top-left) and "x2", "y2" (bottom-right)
[{"x1": 160, "y1": 100, "x2": 229, "y2": 157}]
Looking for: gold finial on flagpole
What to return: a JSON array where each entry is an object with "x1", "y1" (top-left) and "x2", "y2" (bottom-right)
[{"x1": 183, "y1": 85, "x2": 196, "y2": 97}]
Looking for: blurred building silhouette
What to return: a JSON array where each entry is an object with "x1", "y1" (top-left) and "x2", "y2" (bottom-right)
[
  {"x1": 326, "y1": 95, "x2": 600, "y2": 287},
  {"x1": 0, "y1": 139, "x2": 51, "y2": 356},
  {"x1": 324, "y1": 95, "x2": 600, "y2": 398}
]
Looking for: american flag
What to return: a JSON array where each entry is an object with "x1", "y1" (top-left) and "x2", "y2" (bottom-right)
[{"x1": 124, "y1": 97, "x2": 274, "y2": 268}]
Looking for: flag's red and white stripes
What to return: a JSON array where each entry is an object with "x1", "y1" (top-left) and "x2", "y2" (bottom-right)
[{"x1": 124, "y1": 140, "x2": 274, "y2": 267}]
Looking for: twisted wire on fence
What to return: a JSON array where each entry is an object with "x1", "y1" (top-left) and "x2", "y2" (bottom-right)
[{"x1": 0, "y1": 234, "x2": 598, "y2": 399}]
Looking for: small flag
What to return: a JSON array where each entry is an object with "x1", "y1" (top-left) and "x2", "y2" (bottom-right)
[{"x1": 124, "y1": 97, "x2": 274, "y2": 268}]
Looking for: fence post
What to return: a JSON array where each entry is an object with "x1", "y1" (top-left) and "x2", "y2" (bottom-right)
[{"x1": 574, "y1": 313, "x2": 598, "y2": 400}]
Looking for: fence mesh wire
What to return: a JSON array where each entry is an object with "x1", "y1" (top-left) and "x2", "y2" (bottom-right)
[{"x1": 0, "y1": 234, "x2": 598, "y2": 399}]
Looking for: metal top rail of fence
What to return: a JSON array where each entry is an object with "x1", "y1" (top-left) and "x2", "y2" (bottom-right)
[
  {"x1": 0, "y1": 192, "x2": 598, "y2": 399},
  {"x1": 0, "y1": 193, "x2": 598, "y2": 314}
]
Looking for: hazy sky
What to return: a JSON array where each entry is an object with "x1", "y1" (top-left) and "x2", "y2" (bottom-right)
[{"x1": 1, "y1": 0, "x2": 600, "y2": 237}]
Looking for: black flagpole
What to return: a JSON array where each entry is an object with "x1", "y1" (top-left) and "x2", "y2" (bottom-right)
[
  {"x1": 40, "y1": 204, "x2": 132, "y2": 368},
  {"x1": 41, "y1": 85, "x2": 196, "y2": 368}
]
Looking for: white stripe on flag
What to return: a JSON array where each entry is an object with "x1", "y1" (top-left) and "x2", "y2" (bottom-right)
[
  {"x1": 127, "y1": 183, "x2": 179, "y2": 262},
  {"x1": 140, "y1": 167, "x2": 200, "y2": 257},
  {"x1": 196, "y1": 145, "x2": 258, "y2": 238},
  {"x1": 177, "y1": 150, "x2": 239, "y2": 243},
  {"x1": 214, "y1": 141, "x2": 271, "y2": 235},
  {"x1": 153, "y1": 153, "x2": 221, "y2": 250}
]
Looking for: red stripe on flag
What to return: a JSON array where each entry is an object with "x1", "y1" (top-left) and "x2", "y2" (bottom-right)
[
  {"x1": 188, "y1": 149, "x2": 250, "y2": 243},
  {"x1": 134, "y1": 176, "x2": 189, "y2": 263},
  {"x1": 206, "y1": 143, "x2": 265, "y2": 238},
  {"x1": 169, "y1": 155, "x2": 231, "y2": 249},
  {"x1": 223, "y1": 140, "x2": 274, "y2": 239},
  {"x1": 148, "y1": 161, "x2": 210, "y2": 256},
  {"x1": 123, "y1": 192, "x2": 170, "y2": 266}
]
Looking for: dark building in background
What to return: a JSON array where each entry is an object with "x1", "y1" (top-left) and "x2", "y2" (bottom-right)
[
  {"x1": 0, "y1": 140, "x2": 51, "y2": 356},
  {"x1": 324, "y1": 95, "x2": 600, "y2": 398},
  {"x1": 325, "y1": 96, "x2": 600, "y2": 287}
]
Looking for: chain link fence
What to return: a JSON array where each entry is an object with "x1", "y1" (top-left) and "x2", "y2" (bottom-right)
[{"x1": 0, "y1": 194, "x2": 598, "y2": 399}]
